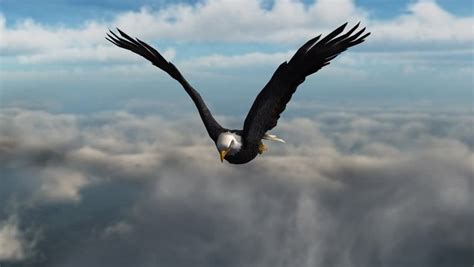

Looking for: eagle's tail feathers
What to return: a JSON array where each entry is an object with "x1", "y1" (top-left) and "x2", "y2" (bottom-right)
[{"x1": 263, "y1": 133, "x2": 286, "y2": 143}]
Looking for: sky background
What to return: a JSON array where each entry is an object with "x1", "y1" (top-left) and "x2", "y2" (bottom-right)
[
  {"x1": 1, "y1": 0, "x2": 473, "y2": 113},
  {"x1": 0, "y1": 0, "x2": 473, "y2": 266}
]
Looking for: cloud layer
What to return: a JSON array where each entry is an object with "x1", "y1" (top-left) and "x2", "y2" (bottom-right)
[
  {"x1": 1, "y1": 0, "x2": 472, "y2": 64},
  {"x1": 1, "y1": 106, "x2": 472, "y2": 266}
]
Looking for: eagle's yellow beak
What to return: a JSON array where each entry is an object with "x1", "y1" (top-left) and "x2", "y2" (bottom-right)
[{"x1": 219, "y1": 149, "x2": 229, "y2": 163}]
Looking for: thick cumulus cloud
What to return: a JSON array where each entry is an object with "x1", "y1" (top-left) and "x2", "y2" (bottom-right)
[{"x1": 0, "y1": 106, "x2": 472, "y2": 266}]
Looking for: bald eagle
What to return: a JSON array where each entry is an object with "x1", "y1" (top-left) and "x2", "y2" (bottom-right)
[{"x1": 106, "y1": 23, "x2": 370, "y2": 164}]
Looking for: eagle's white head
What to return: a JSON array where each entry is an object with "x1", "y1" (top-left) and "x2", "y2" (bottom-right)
[{"x1": 216, "y1": 132, "x2": 242, "y2": 162}]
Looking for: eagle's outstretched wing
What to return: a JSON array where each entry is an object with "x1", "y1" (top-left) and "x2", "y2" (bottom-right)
[
  {"x1": 242, "y1": 23, "x2": 369, "y2": 146},
  {"x1": 106, "y1": 29, "x2": 224, "y2": 141}
]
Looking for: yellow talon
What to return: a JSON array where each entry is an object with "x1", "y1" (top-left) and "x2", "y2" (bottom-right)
[{"x1": 258, "y1": 143, "x2": 268, "y2": 154}]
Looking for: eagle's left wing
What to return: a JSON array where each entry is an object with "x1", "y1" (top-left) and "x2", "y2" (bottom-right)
[
  {"x1": 242, "y1": 23, "x2": 369, "y2": 146},
  {"x1": 106, "y1": 29, "x2": 224, "y2": 141}
]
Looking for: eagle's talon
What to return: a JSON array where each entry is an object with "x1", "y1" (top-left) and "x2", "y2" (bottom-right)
[{"x1": 258, "y1": 143, "x2": 268, "y2": 154}]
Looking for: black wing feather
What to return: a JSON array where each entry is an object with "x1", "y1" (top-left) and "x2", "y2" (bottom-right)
[
  {"x1": 106, "y1": 29, "x2": 224, "y2": 141},
  {"x1": 243, "y1": 23, "x2": 370, "y2": 146}
]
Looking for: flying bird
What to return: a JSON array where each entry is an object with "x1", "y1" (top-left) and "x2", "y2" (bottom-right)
[{"x1": 106, "y1": 23, "x2": 370, "y2": 164}]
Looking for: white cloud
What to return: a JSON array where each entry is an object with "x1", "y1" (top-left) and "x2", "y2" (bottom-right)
[
  {"x1": 181, "y1": 50, "x2": 294, "y2": 69},
  {"x1": 1, "y1": 0, "x2": 472, "y2": 65},
  {"x1": 17, "y1": 45, "x2": 176, "y2": 64},
  {"x1": 38, "y1": 168, "x2": 90, "y2": 203},
  {"x1": 0, "y1": 218, "x2": 32, "y2": 261},
  {"x1": 369, "y1": 1, "x2": 473, "y2": 45},
  {"x1": 2, "y1": 106, "x2": 472, "y2": 194},
  {"x1": 113, "y1": 0, "x2": 364, "y2": 42},
  {"x1": 0, "y1": 16, "x2": 104, "y2": 55},
  {"x1": 0, "y1": 108, "x2": 79, "y2": 149}
]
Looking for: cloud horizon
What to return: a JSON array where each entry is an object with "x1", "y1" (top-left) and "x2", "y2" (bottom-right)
[{"x1": 1, "y1": 106, "x2": 472, "y2": 266}]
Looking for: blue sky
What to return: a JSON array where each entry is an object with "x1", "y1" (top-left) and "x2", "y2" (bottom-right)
[{"x1": 0, "y1": 0, "x2": 473, "y2": 114}]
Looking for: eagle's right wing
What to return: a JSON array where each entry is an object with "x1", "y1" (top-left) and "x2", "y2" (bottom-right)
[{"x1": 242, "y1": 23, "x2": 370, "y2": 146}]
